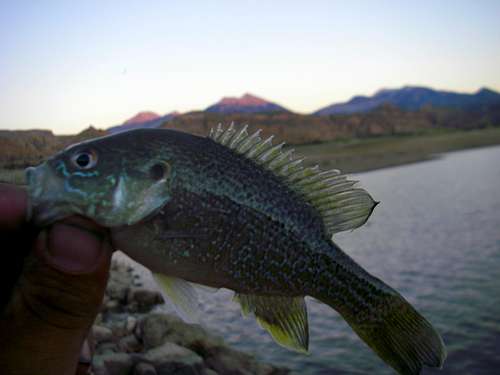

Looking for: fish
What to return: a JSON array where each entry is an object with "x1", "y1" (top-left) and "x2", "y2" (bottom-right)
[{"x1": 25, "y1": 124, "x2": 446, "y2": 374}]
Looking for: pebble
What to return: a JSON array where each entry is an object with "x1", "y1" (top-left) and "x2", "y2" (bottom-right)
[
  {"x1": 134, "y1": 362, "x2": 157, "y2": 375},
  {"x1": 102, "y1": 353, "x2": 134, "y2": 375},
  {"x1": 95, "y1": 342, "x2": 118, "y2": 355},
  {"x1": 141, "y1": 342, "x2": 203, "y2": 368},
  {"x1": 140, "y1": 313, "x2": 223, "y2": 350},
  {"x1": 92, "y1": 325, "x2": 113, "y2": 344},
  {"x1": 117, "y1": 334, "x2": 142, "y2": 353},
  {"x1": 127, "y1": 287, "x2": 164, "y2": 312},
  {"x1": 126, "y1": 316, "x2": 137, "y2": 333},
  {"x1": 104, "y1": 299, "x2": 121, "y2": 313}
]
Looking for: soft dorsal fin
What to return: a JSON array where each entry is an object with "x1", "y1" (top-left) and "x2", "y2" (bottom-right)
[
  {"x1": 234, "y1": 294, "x2": 309, "y2": 353},
  {"x1": 208, "y1": 124, "x2": 378, "y2": 236}
]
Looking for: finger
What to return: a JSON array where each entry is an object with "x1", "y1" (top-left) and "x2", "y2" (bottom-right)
[
  {"x1": 0, "y1": 183, "x2": 28, "y2": 230},
  {"x1": 36, "y1": 218, "x2": 110, "y2": 275}
]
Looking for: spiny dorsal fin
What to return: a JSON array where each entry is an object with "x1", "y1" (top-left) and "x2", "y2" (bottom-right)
[
  {"x1": 234, "y1": 294, "x2": 309, "y2": 353},
  {"x1": 208, "y1": 124, "x2": 378, "y2": 236}
]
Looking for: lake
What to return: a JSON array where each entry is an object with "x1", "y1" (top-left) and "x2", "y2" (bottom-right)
[{"x1": 123, "y1": 145, "x2": 500, "y2": 374}]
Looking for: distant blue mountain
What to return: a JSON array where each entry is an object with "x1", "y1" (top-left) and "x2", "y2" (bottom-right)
[{"x1": 314, "y1": 86, "x2": 500, "y2": 115}]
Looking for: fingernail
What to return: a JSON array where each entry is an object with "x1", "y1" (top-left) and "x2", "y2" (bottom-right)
[{"x1": 39, "y1": 223, "x2": 108, "y2": 274}]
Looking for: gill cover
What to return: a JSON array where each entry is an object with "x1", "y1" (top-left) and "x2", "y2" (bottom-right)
[{"x1": 108, "y1": 166, "x2": 171, "y2": 226}]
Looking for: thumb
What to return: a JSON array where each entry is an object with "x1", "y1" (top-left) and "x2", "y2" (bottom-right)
[
  {"x1": 0, "y1": 217, "x2": 113, "y2": 375},
  {"x1": 28, "y1": 218, "x2": 113, "y2": 328}
]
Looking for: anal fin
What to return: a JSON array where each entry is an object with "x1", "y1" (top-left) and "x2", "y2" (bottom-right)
[
  {"x1": 190, "y1": 282, "x2": 219, "y2": 294},
  {"x1": 234, "y1": 294, "x2": 309, "y2": 353},
  {"x1": 153, "y1": 273, "x2": 200, "y2": 323}
]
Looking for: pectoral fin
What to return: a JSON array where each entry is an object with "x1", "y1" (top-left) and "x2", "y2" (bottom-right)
[
  {"x1": 234, "y1": 294, "x2": 309, "y2": 353},
  {"x1": 153, "y1": 273, "x2": 200, "y2": 323}
]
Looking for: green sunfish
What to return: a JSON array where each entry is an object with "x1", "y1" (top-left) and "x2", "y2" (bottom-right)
[{"x1": 25, "y1": 125, "x2": 446, "y2": 374}]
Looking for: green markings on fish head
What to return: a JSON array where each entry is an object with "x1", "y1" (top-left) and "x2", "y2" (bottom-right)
[{"x1": 26, "y1": 130, "x2": 175, "y2": 227}]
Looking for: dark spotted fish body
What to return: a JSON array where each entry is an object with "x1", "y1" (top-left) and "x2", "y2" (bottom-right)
[{"x1": 26, "y1": 125, "x2": 446, "y2": 374}]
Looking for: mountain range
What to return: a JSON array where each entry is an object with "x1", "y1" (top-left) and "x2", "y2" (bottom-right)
[
  {"x1": 2, "y1": 85, "x2": 500, "y2": 170},
  {"x1": 314, "y1": 86, "x2": 500, "y2": 115},
  {"x1": 110, "y1": 87, "x2": 500, "y2": 131}
]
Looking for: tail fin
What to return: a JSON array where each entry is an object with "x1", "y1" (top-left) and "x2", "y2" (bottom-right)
[{"x1": 313, "y1": 244, "x2": 446, "y2": 375}]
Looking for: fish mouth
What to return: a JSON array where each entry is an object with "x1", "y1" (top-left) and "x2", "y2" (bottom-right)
[
  {"x1": 25, "y1": 164, "x2": 75, "y2": 227},
  {"x1": 29, "y1": 202, "x2": 72, "y2": 227}
]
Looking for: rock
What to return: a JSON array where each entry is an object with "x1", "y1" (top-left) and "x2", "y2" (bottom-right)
[
  {"x1": 204, "y1": 348, "x2": 252, "y2": 375},
  {"x1": 203, "y1": 347, "x2": 289, "y2": 375},
  {"x1": 140, "y1": 313, "x2": 223, "y2": 350},
  {"x1": 201, "y1": 369, "x2": 218, "y2": 375},
  {"x1": 141, "y1": 342, "x2": 203, "y2": 368},
  {"x1": 105, "y1": 319, "x2": 128, "y2": 338},
  {"x1": 126, "y1": 316, "x2": 138, "y2": 333},
  {"x1": 134, "y1": 319, "x2": 143, "y2": 339},
  {"x1": 92, "y1": 367, "x2": 109, "y2": 375},
  {"x1": 94, "y1": 353, "x2": 134, "y2": 375},
  {"x1": 93, "y1": 325, "x2": 113, "y2": 344},
  {"x1": 106, "y1": 262, "x2": 134, "y2": 302},
  {"x1": 118, "y1": 334, "x2": 142, "y2": 353},
  {"x1": 104, "y1": 299, "x2": 122, "y2": 313},
  {"x1": 131, "y1": 341, "x2": 206, "y2": 375},
  {"x1": 106, "y1": 278, "x2": 130, "y2": 301},
  {"x1": 95, "y1": 343, "x2": 118, "y2": 355},
  {"x1": 156, "y1": 364, "x2": 202, "y2": 375},
  {"x1": 140, "y1": 314, "x2": 166, "y2": 348},
  {"x1": 134, "y1": 362, "x2": 157, "y2": 375},
  {"x1": 127, "y1": 287, "x2": 164, "y2": 312}
]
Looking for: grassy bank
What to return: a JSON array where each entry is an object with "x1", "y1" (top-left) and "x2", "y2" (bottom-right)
[
  {"x1": 1, "y1": 128, "x2": 500, "y2": 185},
  {"x1": 0, "y1": 168, "x2": 25, "y2": 185},
  {"x1": 294, "y1": 127, "x2": 500, "y2": 173}
]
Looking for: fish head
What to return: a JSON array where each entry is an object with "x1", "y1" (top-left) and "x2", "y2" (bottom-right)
[{"x1": 26, "y1": 131, "x2": 174, "y2": 227}]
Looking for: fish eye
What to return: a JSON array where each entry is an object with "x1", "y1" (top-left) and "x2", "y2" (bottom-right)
[
  {"x1": 71, "y1": 150, "x2": 98, "y2": 170},
  {"x1": 149, "y1": 161, "x2": 170, "y2": 181}
]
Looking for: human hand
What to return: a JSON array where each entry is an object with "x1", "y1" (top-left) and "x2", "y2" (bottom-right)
[{"x1": 0, "y1": 183, "x2": 113, "y2": 375}]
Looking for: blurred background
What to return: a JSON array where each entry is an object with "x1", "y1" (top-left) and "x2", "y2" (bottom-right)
[{"x1": 1, "y1": 1, "x2": 499, "y2": 374}]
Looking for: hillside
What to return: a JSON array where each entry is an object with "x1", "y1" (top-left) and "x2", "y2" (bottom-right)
[
  {"x1": 0, "y1": 126, "x2": 107, "y2": 169},
  {"x1": 160, "y1": 103, "x2": 500, "y2": 144}
]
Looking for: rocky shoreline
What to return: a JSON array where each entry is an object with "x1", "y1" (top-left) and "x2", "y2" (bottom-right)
[{"x1": 90, "y1": 259, "x2": 290, "y2": 375}]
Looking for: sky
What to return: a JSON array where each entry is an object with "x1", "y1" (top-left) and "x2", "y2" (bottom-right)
[{"x1": 1, "y1": 1, "x2": 499, "y2": 134}]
